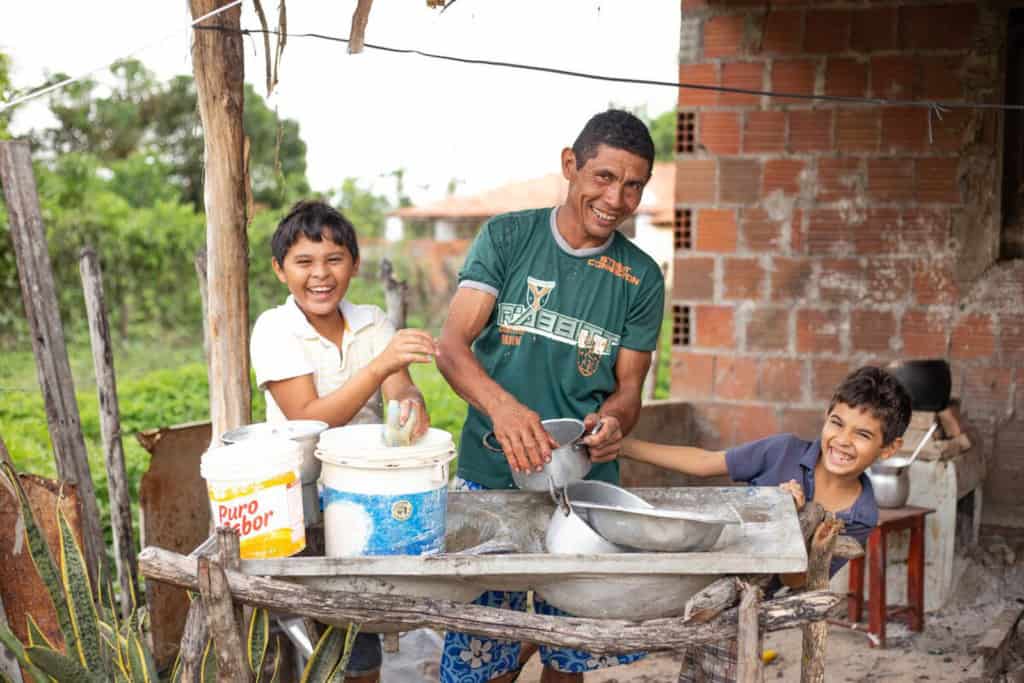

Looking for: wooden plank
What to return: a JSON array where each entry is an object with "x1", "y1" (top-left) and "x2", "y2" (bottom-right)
[
  {"x1": 139, "y1": 545, "x2": 841, "y2": 654},
  {"x1": 189, "y1": 0, "x2": 252, "y2": 443},
  {"x1": 0, "y1": 140, "x2": 104, "y2": 586},
  {"x1": 79, "y1": 247, "x2": 138, "y2": 619}
]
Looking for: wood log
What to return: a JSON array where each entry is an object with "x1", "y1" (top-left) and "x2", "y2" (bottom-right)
[
  {"x1": 216, "y1": 528, "x2": 244, "y2": 631},
  {"x1": 379, "y1": 258, "x2": 408, "y2": 330},
  {"x1": 189, "y1": 0, "x2": 252, "y2": 444},
  {"x1": 800, "y1": 519, "x2": 842, "y2": 683},
  {"x1": 139, "y1": 546, "x2": 841, "y2": 654},
  {"x1": 683, "y1": 577, "x2": 740, "y2": 623},
  {"x1": 178, "y1": 599, "x2": 209, "y2": 683},
  {"x1": 0, "y1": 140, "x2": 104, "y2": 586},
  {"x1": 79, "y1": 247, "x2": 138, "y2": 619},
  {"x1": 198, "y1": 558, "x2": 252, "y2": 682},
  {"x1": 194, "y1": 248, "x2": 210, "y2": 363},
  {"x1": 348, "y1": 0, "x2": 374, "y2": 54},
  {"x1": 736, "y1": 582, "x2": 764, "y2": 683},
  {"x1": 963, "y1": 604, "x2": 1024, "y2": 682}
]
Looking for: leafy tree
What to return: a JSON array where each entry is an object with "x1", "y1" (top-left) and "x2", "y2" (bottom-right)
[
  {"x1": 331, "y1": 177, "x2": 391, "y2": 238},
  {"x1": 0, "y1": 52, "x2": 14, "y2": 139},
  {"x1": 649, "y1": 108, "x2": 676, "y2": 161}
]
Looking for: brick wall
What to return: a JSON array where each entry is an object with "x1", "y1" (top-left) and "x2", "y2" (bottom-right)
[{"x1": 672, "y1": 1, "x2": 1024, "y2": 517}]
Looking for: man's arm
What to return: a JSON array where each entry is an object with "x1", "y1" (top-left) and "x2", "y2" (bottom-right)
[
  {"x1": 582, "y1": 347, "x2": 650, "y2": 462},
  {"x1": 437, "y1": 286, "x2": 556, "y2": 473}
]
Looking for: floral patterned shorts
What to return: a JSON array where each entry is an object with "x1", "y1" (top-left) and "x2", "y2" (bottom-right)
[{"x1": 440, "y1": 477, "x2": 646, "y2": 682}]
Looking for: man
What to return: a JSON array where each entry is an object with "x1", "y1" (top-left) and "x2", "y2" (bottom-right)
[{"x1": 436, "y1": 110, "x2": 665, "y2": 683}]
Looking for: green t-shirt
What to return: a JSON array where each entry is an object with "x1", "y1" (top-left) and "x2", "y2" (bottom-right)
[{"x1": 457, "y1": 207, "x2": 665, "y2": 489}]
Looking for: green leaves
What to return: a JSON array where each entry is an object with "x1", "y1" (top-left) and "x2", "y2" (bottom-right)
[
  {"x1": 57, "y1": 505, "x2": 101, "y2": 671},
  {"x1": 301, "y1": 623, "x2": 361, "y2": 683}
]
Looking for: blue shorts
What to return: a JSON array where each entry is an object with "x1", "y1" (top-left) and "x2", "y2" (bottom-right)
[{"x1": 440, "y1": 478, "x2": 645, "y2": 681}]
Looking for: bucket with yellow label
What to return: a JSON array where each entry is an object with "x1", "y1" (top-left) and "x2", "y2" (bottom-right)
[{"x1": 200, "y1": 438, "x2": 306, "y2": 559}]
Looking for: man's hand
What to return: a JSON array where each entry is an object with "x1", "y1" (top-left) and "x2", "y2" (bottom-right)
[
  {"x1": 581, "y1": 413, "x2": 623, "y2": 463},
  {"x1": 490, "y1": 400, "x2": 558, "y2": 473},
  {"x1": 780, "y1": 479, "x2": 805, "y2": 510}
]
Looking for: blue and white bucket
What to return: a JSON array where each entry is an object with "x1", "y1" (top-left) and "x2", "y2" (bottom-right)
[{"x1": 315, "y1": 424, "x2": 456, "y2": 557}]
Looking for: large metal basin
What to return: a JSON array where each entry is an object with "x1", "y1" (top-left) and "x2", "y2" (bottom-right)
[{"x1": 238, "y1": 486, "x2": 805, "y2": 628}]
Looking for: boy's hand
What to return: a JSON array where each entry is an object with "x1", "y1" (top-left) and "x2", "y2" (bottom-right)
[
  {"x1": 780, "y1": 479, "x2": 805, "y2": 510},
  {"x1": 374, "y1": 329, "x2": 438, "y2": 377},
  {"x1": 581, "y1": 413, "x2": 623, "y2": 463},
  {"x1": 399, "y1": 397, "x2": 430, "y2": 440}
]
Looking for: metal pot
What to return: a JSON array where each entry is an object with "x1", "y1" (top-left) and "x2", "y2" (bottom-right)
[
  {"x1": 886, "y1": 359, "x2": 952, "y2": 412},
  {"x1": 483, "y1": 418, "x2": 592, "y2": 491},
  {"x1": 866, "y1": 460, "x2": 910, "y2": 508},
  {"x1": 544, "y1": 499, "x2": 624, "y2": 555}
]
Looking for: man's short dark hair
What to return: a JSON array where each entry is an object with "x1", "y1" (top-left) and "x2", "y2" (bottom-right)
[
  {"x1": 271, "y1": 200, "x2": 360, "y2": 265},
  {"x1": 828, "y1": 366, "x2": 912, "y2": 446},
  {"x1": 572, "y1": 110, "x2": 655, "y2": 173}
]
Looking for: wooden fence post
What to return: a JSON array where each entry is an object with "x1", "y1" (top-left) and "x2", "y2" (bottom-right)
[
  {"x1": 736, "y1": 582, "x2": 764, "y2": 683},
  {"x1": 380, "y1": 258, "x2": 408, "y2": 330},
  {"x1": 190, "y1": 0, "x2": 252, "y2": 443},
  {"x1": 801, "y1": 518, "x2": 842, "y2": 683},
  {"x1": 0, "y1": 140, "x2": 103, "y2": 587},
  {"x1": 79, "y1": 247, "x2": 139, "y2": 619}
]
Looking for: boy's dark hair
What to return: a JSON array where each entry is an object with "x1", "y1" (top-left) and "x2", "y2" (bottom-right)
[
  {"x1": 572, "y1": 110, "x2": 655, "y2": 173},
  {"x1": 828, "y1": 366, "x2": 912, "y2": 446},
  {"x1": 271, "y1": 200, "x2": 359, "y2": 265}
]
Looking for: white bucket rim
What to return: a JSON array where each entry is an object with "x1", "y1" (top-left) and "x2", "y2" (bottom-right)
[
  {"x1": 221, "y1": 420, "x2": 328, "y2": 444},
  {"x1": 201, "y1": 438, "x2": 303, "y2": 482},
  {"x1": 316, "y1": 424, "x2": 456, "y2": 469}
]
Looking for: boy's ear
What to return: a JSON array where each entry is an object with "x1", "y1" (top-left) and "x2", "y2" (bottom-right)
[
  {"x1": 353, "y1": 256, "x2": 360, "y2": 275},
  {"x1": 878, "y1": 436, "x2": 904, "y2": 461},
  {"x1": 271, "y1": 257, "x2": 287, "y2": 284}
]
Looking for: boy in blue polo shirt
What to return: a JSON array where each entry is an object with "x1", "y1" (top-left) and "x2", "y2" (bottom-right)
[{"x1": 623, "y1": 366, "x2": 912, "y2": 577}]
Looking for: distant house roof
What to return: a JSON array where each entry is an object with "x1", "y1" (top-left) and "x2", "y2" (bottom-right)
[{"x1": 392, "y1": 161, "x2": 675, "y2": 226}]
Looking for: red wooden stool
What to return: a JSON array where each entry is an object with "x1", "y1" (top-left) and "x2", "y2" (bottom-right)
[{"x1": 846, "y1": 505, "x2": 935, "y2": 648}]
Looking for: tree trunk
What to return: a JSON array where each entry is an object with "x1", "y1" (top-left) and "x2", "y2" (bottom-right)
[
  {"x1": 801, "y1": 518, "x2": 842, "y2": 683},
  {"x1": 189, "y1": 0, "x2": 252, "y2": 443},
  {"x1": 79, "y1": 247, "x2": 138, "y2": 619},
  {"x1": 0, "y1": 140, "x2": 103, "y2": 587},
  {"x1": 380, "y1": 258, "x2": 408, "y2": 329},
  {"x1": 198, "y1": 557, "x2": 252, "y2": 683}
]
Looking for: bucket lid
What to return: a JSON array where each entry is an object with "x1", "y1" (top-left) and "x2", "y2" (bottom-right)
[
  {"x1": 221, "y1": 420, "x2": 328, "y2": 445},
  {"x1": 201, "y1": 438, "x2": 303, "y2": 482},
  {"x1": 315, "y1": 424, "x2": 455, "y2": 469}
]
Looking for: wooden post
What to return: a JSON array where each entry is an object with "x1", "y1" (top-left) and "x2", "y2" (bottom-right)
[
  {"x1": 79, "y1": 247, "x2": 138, "y2": 619},
  {"x1": 198, "y1": 557, "x2": 252, "y2": 682},
  {"x1": 801, "y1": 518, "x2": 842, "y2": 683},
  {"x1": 736, "y1": 582, "x2": 764, "y2": 683},
  {"x1": 194, "y1": 247, "x2": 211, "y2": 363},
  {"x1": 379, "y1": 258, "x2": 408, "y2": 329},
  {"x1": 0, "y1": 140, "x2": 103, "y2": 586},
  {"x1": 189, "y1": 0, "x2": 252, "y2": 444},
  {"x1": 178, "y1": 600, "x2": 209, "y2": 682}
]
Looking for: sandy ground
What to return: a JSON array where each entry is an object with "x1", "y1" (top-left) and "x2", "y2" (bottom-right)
[{"x1": 383, "y1": 534, "x2": 1024, "y2": 682}]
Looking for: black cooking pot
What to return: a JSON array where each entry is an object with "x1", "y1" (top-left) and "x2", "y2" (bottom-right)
[{"x1": 886, "y1": 359, "x2": 952, "y2": 412}]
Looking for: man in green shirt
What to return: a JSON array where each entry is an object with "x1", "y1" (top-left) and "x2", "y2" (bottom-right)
[{"x1": 437, "y1": 110, "x2": 664, "y2": 683}]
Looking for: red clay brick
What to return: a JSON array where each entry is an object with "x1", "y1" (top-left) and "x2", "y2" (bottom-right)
[
  {"x1": 674, "y1": 255, "x2": 716, "y2": 300},
  {"x1": 871, "y1": 56, "x2": 918, "y2": 99},
  {"x1": 961, "y1": 367, "x2": 1015, "y2": 417},
  {"x1": 796, "y1": 308, "x2": 842, "y2": 354},
  {"x1": 760, "y1": 358, "x2": 805, "y2": 402},
  {"x1": 720, "y1": 62, "x2": 764, "y2": 106},
  {"x1": 762, "y1": 10, "x2": 803, "y2": 55},
  {"x1": 817, "y1": 158, "x2": 863, "y2": 202},
  {"x1": 1001, "y1": 315, "x2": 1024, "y2": 363},
  {"x1": 700, "y1": 111, "x2": 741, "y2": 155},
  {"x1": 682, "y1": 0, "x2": 708, "y2": 8},
  {"x1": 743, "y1": 111, "x2": 787, "y2": 153},
  {"x1": 806, "y1": 210, "x2": 852, "y2": 256},
  {"x1": 850, "y1": 309, "x2": 897, "y2": 353},
  {"x1": 899, "y1": 209, "x2": 951, "y2": 253},
  {"x1": 919, "y1": 56, "x2": 964, "y2": 101},
  {"x1": 899, "y1": 5, "x2": 977, "y2": 51},
  {"x1": 680, "y1": 64, "x2": 719, "y2": 107},
  {"x1": 719, "y1": 158, "x2": 762, "y2": 204},
  {"x1": 771, "y1": 257, "x2": 813, "y2": 302},
  {"x1": 864, "y1": 258, "x2": 910, "y2": 305},
  {"x1": 788, "y1": 110, "x2": 833, "y2": 152},
  {"x1": 746, "y1": 307, "x2": 791, "y2": 351},
  {"x1": 951, "y1": 313, "x2": 996, "y2": 360},
  {"x1": 741, "y1": 208, "x2": 783, "y2": 252},
  {"x1": 850, "y1": 7, "x2": 897, "y2": 52},
  {"x1": 694, "y1": 402, "x2": 735, "y2": 450},
  {"x1": 881, "y1": 107, "x2": 929, "y2": 152},
  {"x1": 790, "y1": 209, "x2": 806, "y2": 254},
  {"x1": 901, "y1": 310, "x2": 950, "y2": 358},
  {"x1": 916, "y1": 158, "x2": 961, "y2": 204},
  {"x1": 771, "y1": 60, "x2": 817, "y2": 102},
  {"x1": 723, "y1": 257, "x2": 766, "y2": 300},
  {"x1": 867, "y1": 158, "x2": 914, "y2": 202},
  {"x1": 704, "y1": 14, "x2": 747, "y2": 58},
  {"x1": 812, "y1": 359, "x2": 853, "y2": 401},
  {"x1": 676, "y1": 158, "x2": 717, "y2": 204},
  {"x1": 818, "y1": 258, "x2": 865, "y2": 304},
  {"x1": 732, "y1": 404, "x2": 782, "y2": 445},
  {"x1": 804, "y1": 9, "x2": 851, "y2": 54},
  {"x1": 858, "y1": 209, "x2": 900, "y2": 254},
  {"x1": 714, "y1": 355, "x2": 759, "y2": 401},
  {"x1": 696, "y1": 209, "x2": 738, "y2": 252},
  {"x1": 764, "y1": 159, "x2": 805, "y2": 196},
  {"x1": 696, "y1": 305, "x2": 736, "y2": 349},
  {"x1": 928, "y1": 108, "x2": 970, "y2": 153},
  {"x1": 781, "y1": 408, "x2": 824, "y2": 439},
  {"x1": 911, "y1": 257, "x2": 959, "y2": 306},
  {"x1": 836, "y1": 110, "x2": 880, "y2": 152},
  {"x1": 670, "y1": 351, "x2": 715, "y2": 401},
  {"x1": 825, "y1": 58, "x2": 868, "y2": 98}
]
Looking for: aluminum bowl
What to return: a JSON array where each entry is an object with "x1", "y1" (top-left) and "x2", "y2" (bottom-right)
[
  {"x1": 544, "y1": 502, "x2": 625, "y2": 555},
  {"x1": 483, "y1": 418, "x2": 592, "y2": 492}
]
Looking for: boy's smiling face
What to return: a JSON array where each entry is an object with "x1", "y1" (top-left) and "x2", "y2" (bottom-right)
[
  {"x1": 820, "y1": 402, "x2": 902, "y2": 479},
  {"x1": 272, "y1": 231, "x2": 358, "y2": 321}
]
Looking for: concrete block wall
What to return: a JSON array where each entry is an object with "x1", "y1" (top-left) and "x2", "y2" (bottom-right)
[{"x1": 671, "y1": 0, "x2": 1024, "y2": 516}]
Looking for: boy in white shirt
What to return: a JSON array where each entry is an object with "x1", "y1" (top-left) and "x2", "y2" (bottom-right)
[{"x1": 250, "y1": 200, "x2": 437, "y2": 681}]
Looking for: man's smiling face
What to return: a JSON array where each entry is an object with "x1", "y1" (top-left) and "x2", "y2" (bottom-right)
[{"x1": 560, "y1": 143, "x2": 650, "y2": 249}]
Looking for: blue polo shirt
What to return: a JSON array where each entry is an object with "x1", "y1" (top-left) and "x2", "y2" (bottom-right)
[{"x1": 725, "y1": 433, "x2": 878, "y2": 576}]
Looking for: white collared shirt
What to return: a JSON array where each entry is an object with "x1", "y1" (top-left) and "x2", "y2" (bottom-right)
[{"x1": 250, "y1": 295, "x2": 396, "y2": 425}]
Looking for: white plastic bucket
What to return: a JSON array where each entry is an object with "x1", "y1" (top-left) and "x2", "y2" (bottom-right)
[
  {"x1": 315, "y1": 424, "x2": 456, "y2": 557},
  {"x1": 200, "y1": 438, "x2": 306, "y2": 559}
]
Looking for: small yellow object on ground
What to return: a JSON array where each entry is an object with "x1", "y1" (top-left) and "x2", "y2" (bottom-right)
[{"x1": 761, "y1": 649, "x2": 778, "y2": 664}]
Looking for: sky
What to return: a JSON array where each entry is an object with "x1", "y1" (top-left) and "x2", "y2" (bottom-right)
[{"x1": 2, "y1": 1, "x2": 680, "y2": 204}]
